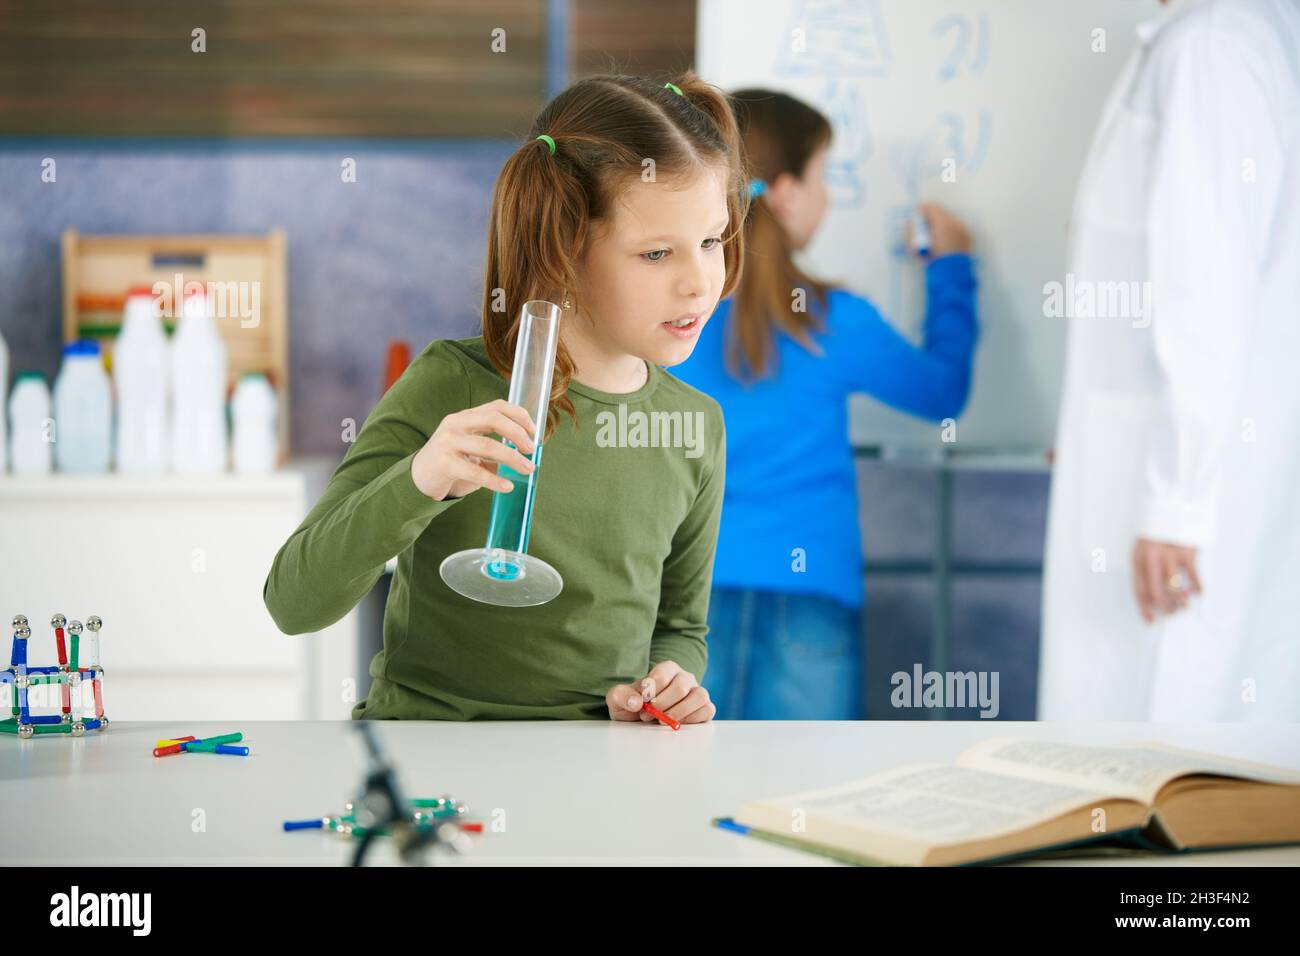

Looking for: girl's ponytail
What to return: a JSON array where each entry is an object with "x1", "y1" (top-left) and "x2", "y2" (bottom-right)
[
  {"x1": 726, "y1": 88, "x2": 834, "y2": 383},
  {"x1": 482, "y1": 134, "x2": 588, "y2": 441}
]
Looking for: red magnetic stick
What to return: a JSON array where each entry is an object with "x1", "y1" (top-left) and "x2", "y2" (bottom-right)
[{"x1": 641, "y1": 700, "x2": 680, "y2": 731}]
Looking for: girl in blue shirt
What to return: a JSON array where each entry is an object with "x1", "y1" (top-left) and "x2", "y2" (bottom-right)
[{"x1": 669, "y1": 89, "x2": 979, "y2": 719}]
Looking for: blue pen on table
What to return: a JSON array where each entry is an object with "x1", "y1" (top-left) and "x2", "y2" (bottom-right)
[{"x1": 714, "y1": 817, "x2": 750, "y2": 835}]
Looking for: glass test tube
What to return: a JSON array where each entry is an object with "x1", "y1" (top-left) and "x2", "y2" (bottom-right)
[
  {"x1": 438, "y1": 299, "x2": 564, "y2": 607},
  {"x1": 483, "y1": 300, "x2": 561, "y2": 578}
]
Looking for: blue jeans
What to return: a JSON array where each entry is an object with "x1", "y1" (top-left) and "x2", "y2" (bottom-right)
[{"x1": 703, "y1": 587, "x2": 864, "y2": 719}]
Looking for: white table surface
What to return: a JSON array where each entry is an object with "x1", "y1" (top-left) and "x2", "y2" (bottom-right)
[{"x1": 3, "y1": 720, "x2": 1298, "y2": 866}]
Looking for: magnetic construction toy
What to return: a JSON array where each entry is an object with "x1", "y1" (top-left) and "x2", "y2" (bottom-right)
[
  {"x1": 283, "y1": 796, "x2": 479, "y2": 841},
  {"x1": 285, "y1": 722, "x2": 482, "y2": 865},
  {"x1": 1, "y1": 614, "x2": 108, "y2": 738}
]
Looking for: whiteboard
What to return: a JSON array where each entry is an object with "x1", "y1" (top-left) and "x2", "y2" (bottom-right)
[{"x1": 697, "y1": 0, "x2": 1150, "y2": 450}]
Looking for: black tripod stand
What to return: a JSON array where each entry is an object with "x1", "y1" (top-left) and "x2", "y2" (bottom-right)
[{"x1": 350, "y1": 721, "x2": 462, "y2": 867}]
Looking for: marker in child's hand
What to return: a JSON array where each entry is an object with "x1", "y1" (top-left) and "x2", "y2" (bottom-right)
[
  {"x1": 624, "y1": 677, "x2": 678, "y2": 729},
  {"x1": 909, "y1": 206, "x2": 932, "y2": 257},
  {"x1": 641, "y1": 699, "x2": 681, "y2": 731}
]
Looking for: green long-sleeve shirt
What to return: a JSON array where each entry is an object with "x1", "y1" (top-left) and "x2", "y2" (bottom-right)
[{"x1": 264, "y1": 336, "x2": 725, "y2": 720}]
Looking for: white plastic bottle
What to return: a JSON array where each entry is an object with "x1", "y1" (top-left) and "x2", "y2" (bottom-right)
[
  {"x1": 169, "y1": 289, "x2": 229, "y2": 473},
  {"x1": 9, "y1": 372, "x2": 53, "y2": 475},
  {"x1": 53, "y1": 340, "x2": 112, "y2": 473},
  {"x1": 114, "y1": 286, "x2": 170, "y2": 473},
  {"x1": 231, "y1": 372, "x2": 278, "y2": 474},
  {"x1": 0, "y1": 329, "x2": 8, "y2": 473}
]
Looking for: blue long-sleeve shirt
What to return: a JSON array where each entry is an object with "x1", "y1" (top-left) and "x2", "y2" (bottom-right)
[{"x1": 668, "y1": 253, "x2": 978, "y2": 608}]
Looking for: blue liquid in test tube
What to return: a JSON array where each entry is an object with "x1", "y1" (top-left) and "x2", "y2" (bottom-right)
[{"x1": 483, "y1": 442, "x2": 543, "y2": 579}]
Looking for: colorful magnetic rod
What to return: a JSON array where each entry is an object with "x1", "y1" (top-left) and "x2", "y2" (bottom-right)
[
  {"x1": 283, "y1": 796, "x2": 484, "y2": 837},
  {"x1": 1, "y1": 614, "x2": 108, "y2": 739},
  {"x1": 153, "y1": 732, "x2": 247, "y2": 757}
]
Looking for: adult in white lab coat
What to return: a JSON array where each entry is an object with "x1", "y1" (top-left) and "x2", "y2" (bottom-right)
[{"x1": 1040, "y1": 0, "x2": 1300, "y2": 721}]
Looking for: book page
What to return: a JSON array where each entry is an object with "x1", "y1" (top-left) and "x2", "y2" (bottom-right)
[
  {"x1": 757, "y1": 763, "x2": 1110, "y2": 846},
  {"x1": 958, "y1": 738, "x2": 1300, "y2": 805}
]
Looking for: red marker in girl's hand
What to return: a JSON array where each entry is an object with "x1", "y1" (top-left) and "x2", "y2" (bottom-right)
[
  {"x1": 640, "y1": 699, "x2": 680, "y2": 731},
  {"x1": 636, "y1": 677, "x2": 677, "y2": 729},
  {"x1": 606, "y1": 663, "x2": 713, "y2": 725}
]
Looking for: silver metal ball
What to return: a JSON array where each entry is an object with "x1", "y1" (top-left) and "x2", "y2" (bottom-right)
[
  {"x1": 61, "y1": 713, "x2": 71, "y2": 724},
  {"x1": 67, "y1": 621, "x2": 83, "y2": 636},
  {"x1": 51, "y1": 613, "x2": 66, "y2": 629},
  {"x1": 99, "y1": 716, "x2": 109, "y2": 728},
  {"x1": 68, "y1": 672, "x2": 81, "y2": 687},
  {"x1": 355, "y1": 804, "x2": 379, "y2": 829},
  {"x1": 17, "y1": 724, "x2": 34, "y2": 739},
  {"x1": 86, "y1": 616, "x2": 102, "y2": 632},
  {"x1": 436, "y1": 821, "x2": 470, "y2": 852},
  {"x1": 12, "y1": 615, "x2": 27, "y2": 628},
  {"x1": 16, "y1": 626, "x2": 30, "y2": 640},
  {"x1": 15, "y1": 675, "x2": 29, "y2": 689},
  {"x1": 71, "y1": 722, "x2": 85, "y2": 737}
]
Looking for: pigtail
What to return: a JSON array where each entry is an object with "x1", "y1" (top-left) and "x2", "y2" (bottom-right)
[
  {"x1": 724, "y1": 88, "x2": 834, "y2": 383},
  {"x1": 482, "y1": 136, "x2": 587, "y2": 441}
]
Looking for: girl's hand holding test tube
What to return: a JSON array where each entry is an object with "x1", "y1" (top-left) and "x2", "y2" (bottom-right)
[
  {"x1": 412, "y1": 398, "x2": 539, "y2": 501},
  {"x1": 606, "y1": 660, "x2": 716, "y2": 726}
]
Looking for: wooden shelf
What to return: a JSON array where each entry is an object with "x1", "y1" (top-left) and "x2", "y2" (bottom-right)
[{"x1": 61, "y1": 228, "x2": 291, "y2": 461}]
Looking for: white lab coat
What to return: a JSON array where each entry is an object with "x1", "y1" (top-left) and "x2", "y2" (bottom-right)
[{"x1": 1040, "y1": 0, "x2": 1300, "y2": 721}]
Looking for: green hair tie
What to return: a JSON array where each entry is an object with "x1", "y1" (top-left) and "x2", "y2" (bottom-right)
[
  {"x1": 535, "y1": 134, "x2": 556, "y2": 155},
  {"x1": 664, "y1": 82, "x2": 683, "y2": 96}
]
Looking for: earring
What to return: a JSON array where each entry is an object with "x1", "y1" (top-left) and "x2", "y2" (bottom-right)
[{"x1": 562, "y1": 297, "x2": 572, "y2": 310}]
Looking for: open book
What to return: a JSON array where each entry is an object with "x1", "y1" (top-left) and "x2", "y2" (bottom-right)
[{"x1": 719, "y1": 738, "x2": 1300, "y2": 866}]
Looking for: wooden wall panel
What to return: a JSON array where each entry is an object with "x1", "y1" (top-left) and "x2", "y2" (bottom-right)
[
  {"x1": 569, "y1": 0, "x2": 696, "y2": 81},
  {"x1": 0, "y1": 0, "x2": 548, "y2": 137}
]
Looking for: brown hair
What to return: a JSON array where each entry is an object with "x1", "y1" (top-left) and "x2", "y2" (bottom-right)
[
  {"x1": 481, "y1": 71, "x2": 748, "y2": 441},
  {"x1": 728, "y1": 88, "x2": 834, "y2": 383}
]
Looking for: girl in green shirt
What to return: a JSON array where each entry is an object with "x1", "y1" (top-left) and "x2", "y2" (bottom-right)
[{"x1": 264, "y1": 72, "x2": 747, "y2": 724}]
